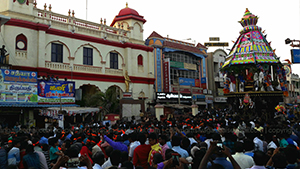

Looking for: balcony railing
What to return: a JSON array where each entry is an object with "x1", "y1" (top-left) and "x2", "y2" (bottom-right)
[
  {"x1": 45, "y1": 61, "x2": 70, "y2": 71},
  {"x1": 73, "y1": 64, "x2": 102, "y2": 74},
  {"x1": 105, "y1": 68, "x2": 123, "y2": 76},
  {"x1": 36, "y1": 8, "x2": 130, "y2": 42}
]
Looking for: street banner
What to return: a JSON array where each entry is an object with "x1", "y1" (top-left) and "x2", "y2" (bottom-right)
[
  {"x1": 38, "y1": 80, "x2": 75, "y2": 104},
  {"x1": 163, "y1": 58, "x2": 171, "y2": 92},
  {"x1": 179, "y1": 77, "x2": 195, "y2": 86},
  {"x1": 0, "y1": 69, "x2": 38, "y2": 104}
]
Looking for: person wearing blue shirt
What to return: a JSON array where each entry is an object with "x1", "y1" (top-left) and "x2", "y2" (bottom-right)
[
  {"x1": 171, "y1": 136, "x2": 189, "y2": 158},
  {"x1": 103, "y1": 135, "x2": 128, "y2": 153}
]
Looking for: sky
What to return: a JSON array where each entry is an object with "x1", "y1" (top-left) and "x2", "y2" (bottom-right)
[{"x1": 36, "y1": 0, "x2": 300, "y2": 74}]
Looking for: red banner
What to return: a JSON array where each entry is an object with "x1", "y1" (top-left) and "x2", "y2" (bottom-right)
[
  {"x1": 163, "y1": 59, "x2": 170, "y2": 92},
  {"x1": 195, "y1": 79, "x2": 200, "y2": 87}
]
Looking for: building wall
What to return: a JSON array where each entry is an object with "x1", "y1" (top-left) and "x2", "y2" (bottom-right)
[{"x1": 0, "y1": 1, "x2": 155, "y2": 102}]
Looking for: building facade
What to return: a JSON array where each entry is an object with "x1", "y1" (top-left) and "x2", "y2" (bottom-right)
[
  {"x1": 206, "y1": 49, "x2": 227, "y2": 109},
  {"x1": 145, "y1": 32, "x2": 208, "y2": 109},
  {"x1": 284, "y1": 63, "x2": 300, "y2": 105},
  {"x1": 0, "y1": 0, "x2": 154, "y2": 127}
]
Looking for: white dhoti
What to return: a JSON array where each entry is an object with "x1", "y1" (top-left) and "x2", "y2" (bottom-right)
[{"x1": 230, "y1": 82, "x2": 236, "y2": 92}]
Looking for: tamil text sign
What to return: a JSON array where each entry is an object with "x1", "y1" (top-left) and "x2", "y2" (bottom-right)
[
  {"x1": 179, "y1": 78, "x2": 195, "y2": 86},
  {"x1": 204, "y1": 42, "x2": 229, "y2": 47},
  {"x1": 38, "y1": 80, "x2": 75, "y2": 104},
  {"x1": 0, "y1": 69, "x2": 38, "y2": 104}
]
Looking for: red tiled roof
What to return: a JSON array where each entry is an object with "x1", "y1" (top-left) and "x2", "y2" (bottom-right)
[
  {"x1": 196, "y1": 43, "x2": 207, "y2": 49},
  {"x1": 163, "y1": 40, "x2": 206, "y2": 55},
  {"x1": 147, "y1": 31, "x2": 164, "y2": 39}
]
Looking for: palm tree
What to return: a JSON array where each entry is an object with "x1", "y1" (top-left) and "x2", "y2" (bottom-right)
[{"x1": 83, "y1": 86, "x2": 120, "y2": 115}]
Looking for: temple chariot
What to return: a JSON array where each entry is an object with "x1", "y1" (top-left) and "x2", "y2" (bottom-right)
[{"x1": 220, "y1": 9, "x2": 288, "y2": 119}]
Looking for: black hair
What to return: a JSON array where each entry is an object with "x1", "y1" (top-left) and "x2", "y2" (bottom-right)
[
  {"x1": 105, "y1": 146, "x2": 114, "y2": 158},
  {"x1": 120, "y1": 151, "x2": 129, "y2": 164},
  {"x1": 25, "y1": 144, "x2": 34, "y2": 154},
  {"x1": 234, "y1": 141, "x2": 244, "y2": 153},
  {"x1": 148, "y1": 133, "x2": 158, "y2": 140},
  {"x1": 129, "y1": 133, "x2": 138, "y2": 142},
  {"x1": 272, "y1": 152, "x2": 287, "y2": 168},
  {"x1": 253, "y1": 151, "x2": 267, "y2": 166},
  {"x1": 137, "y1": 133, "x2": 146, "y2": 145},
  {"x1": 93, "y1": 152, "x2": 105, "y2": 165},
  {"x1": 66, "y1": 145, "x2": 80, "y2": 158},
  {"x1": 41, "y1": 144, "x2": 49, "y2": 151},
  {"x1": 243, "y1": 139, "x2": 254, "y2": 151},
  {"x1": 181, "y1": 137, "x2": 190, "y2": 149},
  {"x1": 171, "y1": 135, "x2": 181, "y2": 147},
  {"x1": 122, "y1": 161, "x2": 134, "y2": 169},
  {"x1": 110, "y1": 150, "x2": 121, "y2": 166},
  {"x1": 153, "y1": 153, "x2": 163, "y2": 165},
  {"x1": 284, "y1": 146, "x2": 299, "y2": 164},
  {"x1": 12, "y1": 138, "x2": 20, "y2": 147},
  {"x1": 48, "y1": 137, "x2": 58, "y2": 147}
]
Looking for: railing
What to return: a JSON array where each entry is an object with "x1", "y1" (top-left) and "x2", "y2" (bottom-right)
[
  {"x1": 15, "y1": 50, "x2": 27, "y2": 59},
  {"x1": 105, "y1": 68, "x2": 123, "y2": 76},
  {"x1": 35, "y1": 8, "x2": 129, "y2": 42},
  {"x1": 73, "y1": 64, "x2": 102, "y2": 74},
  {"x1": 45, "y1": 61, "x2": 70, "y2": 71}
]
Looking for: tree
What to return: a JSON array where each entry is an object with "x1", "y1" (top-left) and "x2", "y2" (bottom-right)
[{"x1": 83, "y1": 86, "x2": 120, "y2": 115}]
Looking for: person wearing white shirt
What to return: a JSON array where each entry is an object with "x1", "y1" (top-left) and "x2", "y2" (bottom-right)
[
  {"x1": 227, "y1": 142, "x2": 254, "y2": 169},
  {"x1": 101, "y1": 146, "x2": 113, "y2": 169},
  {"x1": 253, "y1": 137, "x2": 264, "y2": 152},
  {"x1": 128, "y1": 134, "x2": 140, "y2": 161}
]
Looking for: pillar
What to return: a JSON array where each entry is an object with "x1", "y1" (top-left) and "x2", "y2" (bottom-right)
[
  {"x1": 155, "y1": 104, "x2": 164, "y2": 121},
  {"x1": 191, "y1": 105, "x2": 198, "y2": 116}
]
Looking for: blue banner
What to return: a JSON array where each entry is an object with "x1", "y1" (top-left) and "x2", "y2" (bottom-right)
[
  {"x1": 291, "y1": 49, "x2": 300, "y2": 63},
  {"x1": 179, "y1": 78, "x2": 195, "y2": 86},
  {"x1": 0, "y1": 69, "x2": 38, "y2": 104},
  {"x1": 38, "y1": 80, "x2": 75, "y2": 104},
  {"x1": 201, "y1": 77, "x2": 206, "y2": 83},
  {"x1": 156, "y1": 48, "x2": 162, "y2": 92}
]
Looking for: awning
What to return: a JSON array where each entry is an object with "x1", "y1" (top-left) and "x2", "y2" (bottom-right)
[
  {"x1": 0, "y1": 104, "x2": 79, "y2": 107},
  {"x1": 43, "y1": 107, "x2": 99, "y2": 114}
]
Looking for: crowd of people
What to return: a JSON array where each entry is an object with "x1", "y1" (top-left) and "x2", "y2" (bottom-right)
[{"x1": 0, "y1": 108, "x2": 299, "y2": 169}]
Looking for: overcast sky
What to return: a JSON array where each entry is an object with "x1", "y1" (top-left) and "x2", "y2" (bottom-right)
[{"x1": 36, "y1": 0, "x2": 300, "y2": 74}]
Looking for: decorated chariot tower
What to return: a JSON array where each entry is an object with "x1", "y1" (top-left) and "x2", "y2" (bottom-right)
[{"x1": 221, "y1": 9, "x2": 287, "y2": 118}]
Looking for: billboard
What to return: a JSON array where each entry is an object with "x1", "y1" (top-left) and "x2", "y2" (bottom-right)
[
  {"x1": 201, "y1": 77, "x2": 207, "y2": 89},
  {"x1": 291, "y1": 49, "x2": 300, "y2": 63},
  {"x1": 38, "y1": 80, "x2": 75, "y2": 104},
  {"x1": 0, "y1": 69, "x2": 38, "y2": 104},
  {"x1": 179, "y1": 78, "x2": 195, "y2": 86}
]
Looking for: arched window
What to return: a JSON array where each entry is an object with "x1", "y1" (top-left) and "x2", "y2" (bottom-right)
[
  {"x1": 138, "y1": 55, "x2": 143, "y2": 66},
  {"x1": 15, "y1": 34, "x2": 27, "y2": 51}
]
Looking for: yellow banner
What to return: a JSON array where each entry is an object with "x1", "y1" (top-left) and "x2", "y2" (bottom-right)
[{"x1": 184, "y1": 63, "x2": 197, "y2": 70}]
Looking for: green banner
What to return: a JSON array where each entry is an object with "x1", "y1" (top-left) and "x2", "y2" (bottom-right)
[{"x1": 170, "y1": 61, "x2": 184, "y2": 68}]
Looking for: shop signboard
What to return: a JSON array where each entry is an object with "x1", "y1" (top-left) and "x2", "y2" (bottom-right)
[
  {"x1": 0, "y1": 69, "x2": 38, "y2": 104},
  {"x1": 184, "y1": 63, "x2": 197, "y2": 70},
  {"x1": 38, "y1": 80, "x2": 75, "y2": 104},
  {"x1": 156, "y1": 92, "x2": 192, "y2": 103},
  {"x1": 170, "y1": 61, "x2": 184, "y2": 68},
  {"x1": 205, "y1": 95, "x2": 214, "y2": 103},
  {"x1": 179, "y1": 78, "x2": 195, "y2": 86}
]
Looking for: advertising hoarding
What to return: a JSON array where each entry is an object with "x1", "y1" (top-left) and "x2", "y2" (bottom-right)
[
  {"x1": 179, "y1": 78, "x2": 195, "y2": 86},
  {"x1": 291, "y1": 49, "x2": 300, "y2": 63},
  {"x1": 38, "y1": 80, "x2": 75, "y2": 104},
  {"x1": 0, "y1": 69, "x2": 38, "y2": 104}
]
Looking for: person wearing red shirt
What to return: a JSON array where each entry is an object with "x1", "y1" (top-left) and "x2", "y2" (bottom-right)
[{"x1": 133, "y1": 133, "x2": 151, "y2": 169}]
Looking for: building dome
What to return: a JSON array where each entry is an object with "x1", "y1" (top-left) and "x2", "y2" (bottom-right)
[
  {"x1": 118, "y1": 7, "x2": 140, "y2": 16},
  {"x1": 110, "y1": 3, "x2": 146, "y2": 27}
]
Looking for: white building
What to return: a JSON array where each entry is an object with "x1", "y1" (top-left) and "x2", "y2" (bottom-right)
[{"x1": 0, "y1": 0, "x2": 154, "y2": 126}]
